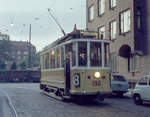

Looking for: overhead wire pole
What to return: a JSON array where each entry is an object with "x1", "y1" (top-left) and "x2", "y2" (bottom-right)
[
  {"x1": 28, "y1": 24, "x2": 32, "y2": 69},
  {"x1": 47, "y1": 8, "x2": 66, "y2": 36}
]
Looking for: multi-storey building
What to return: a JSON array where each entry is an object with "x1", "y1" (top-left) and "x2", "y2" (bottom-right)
[
  {"x1": 10, "y1": 41, "x2": 36, "y2": 64},
  {"x1": 86, "y1": 0, "x2": 150, "y2": 87}
]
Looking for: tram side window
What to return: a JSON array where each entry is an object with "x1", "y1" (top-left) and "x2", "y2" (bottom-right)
[
  {"x1": 56, "y1": 48, "x2": 60, "y2": 68},
  {"x1": 44, "y1": 53, "x2": 49, "y2": 69},
  {"x1": 78, "y1": 42, "x2": 87, "y2": 66},
  {"x1": 72, "y1": 43, "x2": 76, "y2": 67},
  {"x1": 61, "y1": 47, "x2": 64, "y2": 68},
  {"x1": 104, "y1": 43, "x2": 109, "y2": 67},
  {"x1": 42, "y1": 55, "x2": 44, "y2": 69},
  {"x1": 90, "y1": 42, "x2": 102, "y2": 67},
  {"x1": 65, "y1": 43, "x2": 72, "y2": 64},
  {"x1": 50, "y1": 50, "x2": 55, "y2": 68}
]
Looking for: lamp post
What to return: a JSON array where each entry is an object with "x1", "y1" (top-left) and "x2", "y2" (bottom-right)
[{"x1": 28, "y1": 24, "x2": 32, "y2": 69}]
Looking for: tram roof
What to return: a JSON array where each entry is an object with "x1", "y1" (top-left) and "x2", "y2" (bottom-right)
[{"x1": 42, "y1": 30, "x2": 110, "y2": 52}]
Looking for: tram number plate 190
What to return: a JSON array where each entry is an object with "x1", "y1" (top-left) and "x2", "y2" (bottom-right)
[{"x1": 92, "y1": 80, "x2": 101, "y2": 87}]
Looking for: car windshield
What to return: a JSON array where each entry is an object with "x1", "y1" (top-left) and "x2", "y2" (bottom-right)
[{"x1": 111, "y1": 75, "x2": 126, "y2": 81}]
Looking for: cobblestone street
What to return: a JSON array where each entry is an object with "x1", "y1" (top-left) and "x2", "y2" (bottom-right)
[{"x1": 0, "y1": 83, "x2": 150, "y2": 117}]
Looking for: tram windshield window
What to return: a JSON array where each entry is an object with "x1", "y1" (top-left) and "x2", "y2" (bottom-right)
[
  {"x1": 78, "y1": 42, "x2": 87, "y2": 66},
  {"x1": 104, "y1": 43, "x2": 109, "y2": 67},
  {"x1": 90, "y1": 42, "x2": 102, "y2": 67},
  {"x1": 56, "y1": 48, "x2": 60, "y2": 68},
  {"x1": 72, "y1": 43, "x2": 76, "y2": 67}
]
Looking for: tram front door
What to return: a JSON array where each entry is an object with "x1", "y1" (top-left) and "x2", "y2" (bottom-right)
[{"x1": 65, "y1": 58, "x2": 70, "y2": 94}]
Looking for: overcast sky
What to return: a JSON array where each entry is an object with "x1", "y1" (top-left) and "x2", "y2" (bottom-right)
[{"x1": 0, "y1": 0, "x2": 86, "y2": 51}]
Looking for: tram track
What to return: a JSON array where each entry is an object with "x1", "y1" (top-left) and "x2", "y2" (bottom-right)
[{"x1": 0, "y1": 90, "x2": 19, "y2": 117}]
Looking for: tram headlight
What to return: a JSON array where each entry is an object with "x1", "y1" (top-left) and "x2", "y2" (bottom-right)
[{"x1": 94, "y1": 72, "x2": 101, "y2": 78}]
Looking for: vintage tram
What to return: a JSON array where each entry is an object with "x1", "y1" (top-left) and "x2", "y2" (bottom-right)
[{"x1": 40, "y1": 29, "x2": 111, "y2": 101}]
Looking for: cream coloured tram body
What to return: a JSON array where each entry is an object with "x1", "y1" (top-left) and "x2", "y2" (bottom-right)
[{"x1": 40, "y1": 31, "x2": 111, "y2": 101}]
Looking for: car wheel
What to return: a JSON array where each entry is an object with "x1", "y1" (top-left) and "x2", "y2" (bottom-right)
[{"x1": 134, "y1": 94, "x2": 142, "y2": 105}]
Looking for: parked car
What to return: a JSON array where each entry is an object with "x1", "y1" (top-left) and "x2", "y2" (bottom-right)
[
  {"x1": 111, "y1": 74, "x2": 129, "y2": 96},
  {"x1": 132, "y1": 74, "x2": 150, "y2": 105}
]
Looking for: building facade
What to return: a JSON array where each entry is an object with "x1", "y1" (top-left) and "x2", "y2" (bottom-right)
[
  {"x1": 10, "y1": 41, "x2": 36, "y2": 64},
  {"x1": 86, "y1": 0, "x2": 150, "y2": 87}
]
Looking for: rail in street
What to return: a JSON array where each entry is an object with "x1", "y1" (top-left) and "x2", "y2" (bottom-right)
[
  {"x1": 0, "y1": 83, "x2": 150, "y2": 117},
  {"x1": 0, "y1": 90, "x2": 19, "y2": 117}
]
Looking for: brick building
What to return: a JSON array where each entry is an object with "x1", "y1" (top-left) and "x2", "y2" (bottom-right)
[
  {"x1": 86, "y1": 0, "x2": 150, "y2": 87},
  {"x1": 10, "y1": 41, "x2": 36, "y2": 64}
]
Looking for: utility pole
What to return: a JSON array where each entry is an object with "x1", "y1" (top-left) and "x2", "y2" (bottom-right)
[
  {"x1": 47, "y1": 8, "x2": 66, "y2": 36},
  {"x1": 28, "y1": 24, "x2": 32, "y2": 69}
]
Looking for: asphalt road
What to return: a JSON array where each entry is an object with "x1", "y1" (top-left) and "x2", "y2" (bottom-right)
[{"x1": 0, "y1": 83, "x2": 150, "y2": 117}]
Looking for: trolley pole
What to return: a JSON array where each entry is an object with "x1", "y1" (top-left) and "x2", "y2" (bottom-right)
[{"x1": 47, "y1": 8, "x2": 66, "y2": 36}]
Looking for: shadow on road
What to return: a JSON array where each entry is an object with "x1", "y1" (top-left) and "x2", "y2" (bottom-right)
[{"x1": 106, "y1": 94, "x2": 131, "y2": 99}]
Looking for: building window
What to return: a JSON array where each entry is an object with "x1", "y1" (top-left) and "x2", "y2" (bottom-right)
[
  {"x1": 24, "y1": 51, "x2": 28, "y2": 55},
  {"x1": 110, "y1": 0, "x2": 116, "y2": 9},
  {"x1": 88, "y1": 5, "x2": 94, "y2": 22},
  {"x1": 130, "y1": 55, "x2": 140, "y2": 72},
  {"x1": 120, "y1": 9, "x2": 131, "y2": 34},
  {"x1": 98, "y1": 0, "x2": 105, "y2": 15},
  {"x1": 137, "y1": 7, "x2": 142, "y2": 30},
  {"x1": 98, "y1": 0, "x2": 105, "y2": 16},
  {"x1": 98, "y1": 26, "x2": 105, "y2": 39},
  {"x1": 110, "y1": 53, "x2": 117, "y2": 72},
  {"x1": 110, "y1": 20, "x2": 117, "y2": 40},
  {"x1": 18, "y1": 56, "x2": 21, "y2": 60},
  {"x1": 17, "y1": 51, "x2": 21, "y2": 55}
]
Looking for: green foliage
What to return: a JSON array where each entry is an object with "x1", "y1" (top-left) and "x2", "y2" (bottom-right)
[
  {"x1": 0, "y1": 40, "x2": 12, "y2": 61},
  {"x1": 19, "y1": 52, "x2": 40, "y2": 70},
  {"x1": 31, "y1": 52, "x2": 40, "y2": 67},
  {"x1": 0, "y1": 40, "x2": 12, "y2": 70},
  {"x1": 0, "y1": 60, "x2": 6, "y2": 70},
  {"x1": 19, "y1": 60, "x2": 27, "y2": 70}
]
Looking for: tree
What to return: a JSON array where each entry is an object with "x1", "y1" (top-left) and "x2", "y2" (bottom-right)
[
  {"x1": 19, "y1": 52, "x2": 40, "y2": 70},
  {"x1": 19, "y1": 60, "x2": 27, "y2": 70},
  {"x1": 0, "y1": 60, "x2": 6, "y2": 70},
  {"x1": 0, "y1": 40, "x2": 12, "y2": 70},
  {"x1": 11, "y1": 61, "x2": 17, "y2": 70}
]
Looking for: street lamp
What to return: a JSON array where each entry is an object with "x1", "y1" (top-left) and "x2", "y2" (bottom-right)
[
  {"x1": 26, "y1": 18, "x2": 39, "y2": 69},
  {"x1": 28, "y1": 24, "x2": 32, "y2": 69}
]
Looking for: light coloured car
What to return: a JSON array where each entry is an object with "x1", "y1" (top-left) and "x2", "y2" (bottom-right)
[
  {"x1": 132, "y1": 74, "x2": 150, "y2": 105},
  {"x1": 111, "y1": 74, "x2": 129, "y2": 96}
]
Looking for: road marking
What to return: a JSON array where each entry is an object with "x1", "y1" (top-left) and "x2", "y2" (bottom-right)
[{"x1": 0, "y1": 90, "x2": 19, "y2": 117}]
